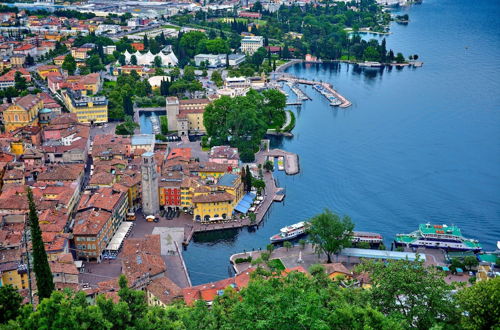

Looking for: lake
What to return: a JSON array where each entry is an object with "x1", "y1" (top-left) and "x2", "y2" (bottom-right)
[{"x1": 183, "y1": 0, "x2": 500, "y2": 285}]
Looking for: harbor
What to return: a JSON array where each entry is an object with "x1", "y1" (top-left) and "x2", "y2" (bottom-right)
[{"x1": 278, "y1": 75, "x2": 352, "y2": 108}]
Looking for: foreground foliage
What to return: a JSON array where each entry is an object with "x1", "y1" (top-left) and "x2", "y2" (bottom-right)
[{"x1": 2, "y1": 263, "x2": 497, "y2": 329}]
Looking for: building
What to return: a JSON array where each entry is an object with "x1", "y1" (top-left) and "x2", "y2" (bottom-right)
[
  {"x1": 146, "y1": 277, "x2": 183, "y2": 307},
  {"x1": 239, "y1": 11, "x2": 262, "y2": 19},
  {"x1": 192, "y1": 190, "x2": 234, "y2": 222},
  {"x1": 0, "y1": 69, "x2": 31, "y2": 89},
  {"x1": 73, "y1": 208, "x2": 114, "y2": 261},
  {"x1": 62, "y1": 90, "x2": 108, "y2": 124},
  {"x1": 123, "y1": 49, "x2": 178, "y2": 67},
  {"x1": 194, "y1": 54, "x2": 223, "y2": 68},
  {"x1": 224, "y1": 76, "x2": 250, "y2": 89},
  {"x1": 10, "y1": 54, "x2": 26, "y2": 67},
  {"x1": 131, "y1": 134, "x2": 155, "y2": 153},
  {"x1": 228, "y1": 54, "x2": 246, "y2": 66},
  {"x1": 75, "y1": 187, "x2": 128, "y2": 261},
  {"x1": 165, "y1": 97, "x2": 210, "y2": 136},
  {"x1": 3, "y1": 94, "x2": 43, "y2": 132},
  {"x1": 141, "y1": 152, "x2": 160, "y2": 216},
  {"x1": 209, "y1": 146, "x2": 239, "y2": 167},
  {"x1": 240, "y1": 36, "x2": 264, "y2": 55},
  {"x1": 183, "y1": 269, "x2": 253, "y2": 305}
]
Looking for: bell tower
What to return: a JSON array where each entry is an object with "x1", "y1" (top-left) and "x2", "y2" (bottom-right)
[{"x1": 141, "y1": 152, "x2": 159, "y2": 216}]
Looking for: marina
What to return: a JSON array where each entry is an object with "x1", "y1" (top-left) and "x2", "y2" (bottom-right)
[
  {"x1": 278, "y1": 76, "x2": 352, "y2": 108},
  {"x1": 286, "y1": 82, "x2": 310, "y2": 101}
]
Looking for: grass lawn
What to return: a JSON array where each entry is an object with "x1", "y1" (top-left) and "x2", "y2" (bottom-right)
[
  {"x1": 161, "y1": 24, "x2": 181, "y2": 31},
  {"x1": 267, "y1": 258, "x2": 285, "y2": 271},
  {"x1": 217, "y1": 17, "x2": 267, "y2": 25},
  {"x1": 103, "y1": 81, "x2": 117, "y2": 88}
]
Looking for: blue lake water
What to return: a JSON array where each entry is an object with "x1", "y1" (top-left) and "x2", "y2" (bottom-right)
[{"x1": 183, "y1": 0, "x2": 500, "y2": 285}]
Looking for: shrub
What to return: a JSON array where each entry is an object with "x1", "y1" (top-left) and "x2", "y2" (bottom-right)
[{"x1": 234, "y1": 256, "x2": 252, "y2": 264}]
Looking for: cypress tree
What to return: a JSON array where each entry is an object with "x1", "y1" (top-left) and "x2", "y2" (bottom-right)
[
  {"x1": 27, "y1": 188, "x2": 54, "y2": 300},
  {"x1": 245, "y1": 165, "x2": 252, "y2": 192}
]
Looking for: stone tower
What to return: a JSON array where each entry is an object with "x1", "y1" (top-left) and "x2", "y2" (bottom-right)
[
  {"x1": 165, "y1": 96, "x2": 179, "y2": 132},
  {"x1": 141, "y1": 151, "x2": 159, "y2": 216}
]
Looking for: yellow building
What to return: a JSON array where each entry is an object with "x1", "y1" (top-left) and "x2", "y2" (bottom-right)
[
  {"x1": 53, "y1": 55, "x2": 65, "y2": 66},
  {"x1": 71, "y1": 46, "x2": 93, "y2": 60},
  {"x1": 191, "y1": 174, "x2": 244, "y2": 222},
  {"x1": 10, "y1": 141, "x2": 24, "y2": 156},
  {"x1": 192, "y1": 190, "x2": 235, "y2": 222},
  {"x1": 188, "y1": 162, "x2": 228, "y2": 180},
  {"x1": 37, "y1": 65, "x2": 60, "y2": 80},
  {"x1": 65, "y1": 73, "x2": 101, "y2": 95},
  {"x1": 3, "y1": 94, "x2": 43, "y2": 132},
  {"x1": 0, "y1": 264, "x2": 28, "y2": 290},
  {"x1": 62, "y1": 90, "x2": 108, "y2": 124},
  {"x1": 215, "y1": 173, "x2": 244, "y2": 206},
  {"x1": 10, "y1": 55, "x2": 25, "y2": 67},
  {"x1": 45, "y1": 34, "x2": 63, "y2": 41}
]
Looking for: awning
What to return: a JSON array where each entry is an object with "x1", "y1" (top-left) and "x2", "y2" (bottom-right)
[{"x1": 235, "y1": 204, "x2": 250, "y2": 214}]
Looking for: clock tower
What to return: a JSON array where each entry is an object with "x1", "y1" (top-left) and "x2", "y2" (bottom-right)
[{"x1": 141, "y1": 151, "x2": 159, "y2": 216}]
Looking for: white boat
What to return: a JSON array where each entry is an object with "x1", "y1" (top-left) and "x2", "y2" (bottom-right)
[{"x1": 270, "y1": 221, "x2": 308, "y2": 243}]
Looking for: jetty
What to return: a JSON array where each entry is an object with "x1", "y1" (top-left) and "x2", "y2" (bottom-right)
[
  {"x1": 286, "y1": 82, "x2": 310, "y2": 101},
  {"x1": 279, "y1": 76, "x2": 351, "y2": 108}
]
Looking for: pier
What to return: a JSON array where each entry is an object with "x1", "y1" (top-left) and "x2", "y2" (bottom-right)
[
  {"x1": 278, "y1": 76, "x2": 352, "y2": 108},
  {"x1": 287, "y1": 82, "x2": 310, "y2": 101}
]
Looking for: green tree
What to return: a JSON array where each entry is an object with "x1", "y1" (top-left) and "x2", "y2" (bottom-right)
[
  {"x1": 14, "y1": 71, "x2": 27, "y2": 91},
  {"x1": 358, "y1": 258, "x2": 458, "y2": 329},
  {"x1": 211, "y1": 70, "x2": 223, "y2": 87},
  {"x1": 115, "y1": 116, "x2": 138, "y2": 135},
  {"x1": 308, "y1": 209, "x2": 354, "y2": 263},
  {"x1": 363, "y1": 46, "x2": 380, "y2": 62},
  {"x1": 143, "y1": 34, "x2": 149, "y2": 50},
  {"x1": 283, "y1": 241, "x2": 293, "y2": 251},
  {"x1": 183, "y1": 65, "x2": 196, "y2": 81},
  {"x1": 299, "y1": 239, "x2": 307, "y2": 250},
  {"x1": 463, "y1": 255, "x2": 479, "y2": 270},
  {"x1": 0, "y1": 285, "x2": 23, "y2": 323},
  {"x1": 356, "y1": 241, "x2": 371, "y2": 249},
  {"x1": 130, "y1": 54, "x2": 137, "y2": 65},
  {"x1": 456, "y1": 277, "x2": 500, "y2": 329},
  {"x1": 154, "y1": 56, "x2": 162, "y2": 68},
  {"x1": 62, "y1": 54, "x2": 76, "y2": 75},
  {"x1": 249, "y1": 212, "x2": 256, "y2": 224},
  {"x1": 251, "y1": 178, "x2": 265, "y2": 194},
  {"x1": 25, "y1": 54, "x2": 35, "y2": 66},
  {"x1": 27, "y1": 187, "x2": 54, "y2": 300},
  {"x1": 395, "y1": 52, "x2": 405, "y2": 63},
  {"x1": 266, "y1": 244, "x2": 274, "y2": 255},
  {"x1": 282, "y1": 44, "x2": 291, "y2": 59},
  {"x1": 245, "y1": 165, "x2": 252, "y2": 192},
  {"x1": 263, "y1": 160, "x2": 274, "y2": 172},
  {"x1": 123, "y1": 94, "x2": 134, "y2": 116}
]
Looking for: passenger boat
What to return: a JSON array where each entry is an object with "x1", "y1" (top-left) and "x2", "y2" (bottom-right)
[
  {"x1": 394, "y1": 223, "x2": 482, "y2": 252},
  {"x1": 270, "y1": 221, "x2": 308, "y2": 243},
  {"x1": 352, "y1": 231, "x2": 383, "y2": 244}
]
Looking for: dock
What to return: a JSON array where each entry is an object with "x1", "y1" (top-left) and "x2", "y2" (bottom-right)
[
  {"x1": 286, "y1": 82, "x2": 310, "y2": 101},
  {"x1": 278, "y1": 76, "x2": 351, "y2": 108}
]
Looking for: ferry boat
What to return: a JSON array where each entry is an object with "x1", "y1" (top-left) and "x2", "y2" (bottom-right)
[
  {"x1": 394, "y1": 223, "x2": 482, "y2": 252},
  {"x1": 352, "y1": 231, "x2": 383, "y2": 244},
  {"x1": 270, "y1": 222, "x2": 308, "y2": 243}
]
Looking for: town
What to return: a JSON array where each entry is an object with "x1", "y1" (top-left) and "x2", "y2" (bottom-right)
[{"x1": 0, "y1": 0, "x2": 497, "y2": 328}]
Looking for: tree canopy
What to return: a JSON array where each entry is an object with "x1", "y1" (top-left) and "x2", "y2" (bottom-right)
[
  {"x1": 308, "y1": 209, "x2": 354, "y2": 263},
  {"x1": 204, "y1": 89, "x2": 286, "y2": 162}
]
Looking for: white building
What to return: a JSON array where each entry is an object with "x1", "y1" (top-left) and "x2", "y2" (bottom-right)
[
  {"x1": 123, "y1": 48, "x2": 178, "y2": 67},
  {"x1": 240, "y1": 36, "x2": 264, "y2": 55},
  {"x1": 95, "y1": 24, "x2": 121, "y2": 36}
]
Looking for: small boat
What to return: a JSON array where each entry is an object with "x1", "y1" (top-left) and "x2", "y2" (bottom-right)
[
  {"x1": 270, "y1": 221, "x2": 308, "y2": 243},
  {"x1": 277, "y1": 157, "x2": 284, "y2": 170},
  {"x1": 394, "y1": 223, "x2": 482, "y2": 252}
]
